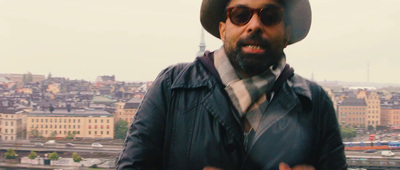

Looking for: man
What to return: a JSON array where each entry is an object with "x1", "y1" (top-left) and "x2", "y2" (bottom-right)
[{"x1": 116, "y1": 0, "x2": 347, "y2": 169}]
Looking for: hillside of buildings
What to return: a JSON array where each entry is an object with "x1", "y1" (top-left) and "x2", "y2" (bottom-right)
[{"x1": 1, "y1": 73, "x2": 400, "y2": 142}]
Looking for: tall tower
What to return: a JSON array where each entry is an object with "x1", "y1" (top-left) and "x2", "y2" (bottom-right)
[
  {"x1": 367, "y1": 62, "x2": 370, "y2": 83},
  {"x1": 311, "y1": 72, "x2": 314, "y2": 81},
  {"x1": 196, "y1": 28, "x2": 206, "y2": 56}
]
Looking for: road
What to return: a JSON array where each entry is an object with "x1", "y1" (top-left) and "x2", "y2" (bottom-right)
[{"x1": 0, "y1": 142, "x2": 123, "y2": 154}]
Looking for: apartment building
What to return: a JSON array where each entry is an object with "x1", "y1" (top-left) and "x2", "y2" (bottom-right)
[
  {"x1": 114, "y1": 98, "x2": 142, "y2": 125},
  {"x1": 338, "y1": 97, "x2": 367, "y2": 127},
  {"x1": 27, "y1": 109, "x2": 114, "y2": 139},
  {"x1": 0, "y1": 108, "x2": 27, "y2": 141},
  {"x1": 357, "y1": 90, "x2": 381, "y2": 127},
  {"x1": 381, "y1": 106, "x2": 400, "y2": 126}
]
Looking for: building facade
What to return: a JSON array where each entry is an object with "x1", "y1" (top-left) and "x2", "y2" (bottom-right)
[
  {"x1": 114, "y1": 98, "x2": 142, "y2": 125},
  {"x1": 338, "y1": 97, "x2": 367, "y2": 127},
  {"x1": 357, "y1": 90, "x2": 381, "y2": 127},
  {"x1": 0, "y1": 110, "x2": 27, "y2": 141},
  {"x1": 27, "y1": 109, "x2": 114, "y2": 139}
]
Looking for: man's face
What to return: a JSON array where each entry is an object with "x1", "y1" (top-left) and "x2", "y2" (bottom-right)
[{"x1": 219, "y1": 0, "x2": 291, "y2": 77}]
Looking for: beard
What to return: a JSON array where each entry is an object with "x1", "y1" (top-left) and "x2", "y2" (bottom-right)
[{"x1": 224, "y1": 33, "x2": 284, "y2": 77}]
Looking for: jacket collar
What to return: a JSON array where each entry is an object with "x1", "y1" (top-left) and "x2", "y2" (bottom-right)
[{"x1": 171, "y1": 51, "x2": 313, "y2": 104}]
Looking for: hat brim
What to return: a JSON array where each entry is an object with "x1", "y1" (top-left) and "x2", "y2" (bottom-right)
[{"x1": 200, "y1": 0, "x2": 312, "y2": 45}]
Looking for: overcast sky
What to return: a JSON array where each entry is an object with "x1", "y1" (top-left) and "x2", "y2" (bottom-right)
[{"x1": 0, "y1": 0, "x2": 399, "y2": 84}]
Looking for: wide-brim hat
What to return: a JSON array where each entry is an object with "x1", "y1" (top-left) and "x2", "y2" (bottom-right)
[{"x1": 200, "y1": 0, "x2": 312, "y2": 45}]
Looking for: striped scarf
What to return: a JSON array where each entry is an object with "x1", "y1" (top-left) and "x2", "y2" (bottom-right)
[{"x1": 214, "y1": 47, "x2": 286, "y2": 131}]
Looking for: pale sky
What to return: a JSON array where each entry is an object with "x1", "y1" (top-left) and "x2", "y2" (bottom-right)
[{"x1": 0, "y1": 0, "x2": 399, "y2": 84}]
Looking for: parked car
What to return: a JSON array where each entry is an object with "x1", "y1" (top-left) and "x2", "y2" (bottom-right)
[
  {"x1": 364, "y1": 149, "x2": 378, "y2": 153},
  {"x1": 382, "y1": 151, "x2": 395, "y2": 157},
  {"x1": 45, "y1": 140, "x2": 56, "y2": 144},
  {"x1": 91, "y1": 142, "x2": 103, "y2": 148},
  {"x1": 65, "y1": 143, "x2": 75, "y2": 147},
  {"x1": 34, "y1": 142, "x2": 44, "y2": 147}
]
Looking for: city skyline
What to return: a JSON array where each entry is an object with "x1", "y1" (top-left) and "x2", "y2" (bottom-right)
[{"x1": 0, "y1": 0, "x2": 400, "y2": 83}]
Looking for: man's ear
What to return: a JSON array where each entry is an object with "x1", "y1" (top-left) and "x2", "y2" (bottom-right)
[
  {"x1": 283, "y1": 25, "x2": 291, "y2": 47},
  {"x1": 219, "y1": 22, "x2": 226, "y2": 42}
]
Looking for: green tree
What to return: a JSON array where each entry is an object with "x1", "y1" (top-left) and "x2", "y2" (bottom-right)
[
  {"x1": 28, "y1": 151, "x2": 38, "y2": 159},
  {"x1": 48, "y1": 152, "x2": 59, "y2": 160},
  {"x1": 49, "y1": 131, "x2": 57, "y2": 139},
  {"x1": 341, "y1": 127, "x2": 356, "y2": 139},
  {"x1": 115, "y1": 120, "x2": 129, "y2": 139},
  {"x1": 29, "y1": 128, "x2": 42, "y2": 139},
  {"x1": 66, "y1": 131, "x2": 77, "y2": 139},
  {"x1": 72, "y1": 152, "x2": 82, "y2": 162},
  {"x1": 368, "y1": 125, "x2": 375, "y2": 131},
  {"x1": 4, "y1": 149, "x2": 17, "y2": 159}
]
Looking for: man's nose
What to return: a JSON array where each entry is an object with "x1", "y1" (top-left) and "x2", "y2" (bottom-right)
[{"x1": 246, "y1": 13, "x2": 263, "y2": 34}]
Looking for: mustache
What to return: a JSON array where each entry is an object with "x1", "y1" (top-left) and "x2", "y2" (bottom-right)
[{"x1": 236, "y1": 33, "x2": 271, "y2": 49}]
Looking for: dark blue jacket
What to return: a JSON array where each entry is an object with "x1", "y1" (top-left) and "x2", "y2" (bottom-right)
[{"x1": 116, "y1": 52, "x2": 347, "y2": 170}]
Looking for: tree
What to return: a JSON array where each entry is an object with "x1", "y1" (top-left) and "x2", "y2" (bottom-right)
[
  {"x1": 66, "y1": 131, "x2": 77, "y2": 139},
  {"x1": 368, "y1": 125, "x2": 375, "y2": 131},
  {"x1": 72, "y1": 152, "x2": 82, "y2": 162},
  {"x1": 48, "y1": 152, "x2": 59, "y2": 160},
  {"x1": 29, "y1": 128, "x2": 42, "y2": 139},
  {"x1": 4, "y1": 149, "x2": 17, "y2": 159},
  {"x1": 49, "y1": 131, "x2": 57, "y2": 139},
  {"x1": 115, "y1": 120, "x2": 129, "y2": 139},
  {"x1": 28, "y1": 151, "x2": 38, "y2": 159},
  {"x1": 49, "y1": 104, "x2": 54, "y2": 113},
  {"x1": 340, "y1": 127, "x2": 356, "y2": 140}
]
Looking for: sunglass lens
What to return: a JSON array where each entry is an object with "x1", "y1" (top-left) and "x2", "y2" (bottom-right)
[
  {"x1": 260, "y1": 7, "x2": 282, "y2": 25},
  {"x1": 230, "y1": 7, "x2": 252, "y2": 25}
]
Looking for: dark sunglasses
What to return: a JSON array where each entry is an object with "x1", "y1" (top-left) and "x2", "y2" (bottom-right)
[{"x1": 225, "y1": 5, "x2": 284, "y2": 26}]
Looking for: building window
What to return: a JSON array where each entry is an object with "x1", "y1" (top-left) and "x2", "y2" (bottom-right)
[
  {"x1": 101, "y1": 131, "x2": 103, "y2": 135},
  {"x1": 73, "y1": 125, "x2": 75, "y2": 129},
  {"x1": 32, "y1": 119, "x2": 34, "y2": 122},
  {"x1": 107, "y1": 120, "x2": 109, "y2": 123},
  {"x1": 78, "y1": 119, "x2": 80, "y2": 123},
  {"x1": 50, "y1": 125, "x2": 52, "y2": 128},
  {"x1": 89, "y1": 131, "x2": 91, "y2": 135},
  {"x1": 46, "y1": 119, "x2": 48, "y2": 123},
  {"x1": 64, "y1": 119, "x2": 66, "y2": 123},
  {"x1": 78, "y1": 125, "x2": 80, "y2": 128},
  {"x1": 89, "y1": 119, "x2": 91, "y2": 123},
  {"x1": 95, "y1": 120, "x2": 97, "y2": 123},
  {"x1": 64, "y1": 125, "x2": 66, "y2": 128},
  {"x1": 101, "y1": 119, "x2": 103, "y2": 123},
  {"x1": 50, "y1": 119, "x2": 52, "y2": 123},
  {"x1": 107, "y1": 131, "x2": 109, "y2": 135},
  {"x1": 73, "y1": 119, "x2": 75, "y2": 123},
  {"x1": 95, "y1": 131, "x2": 97, "y2": 135}
]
